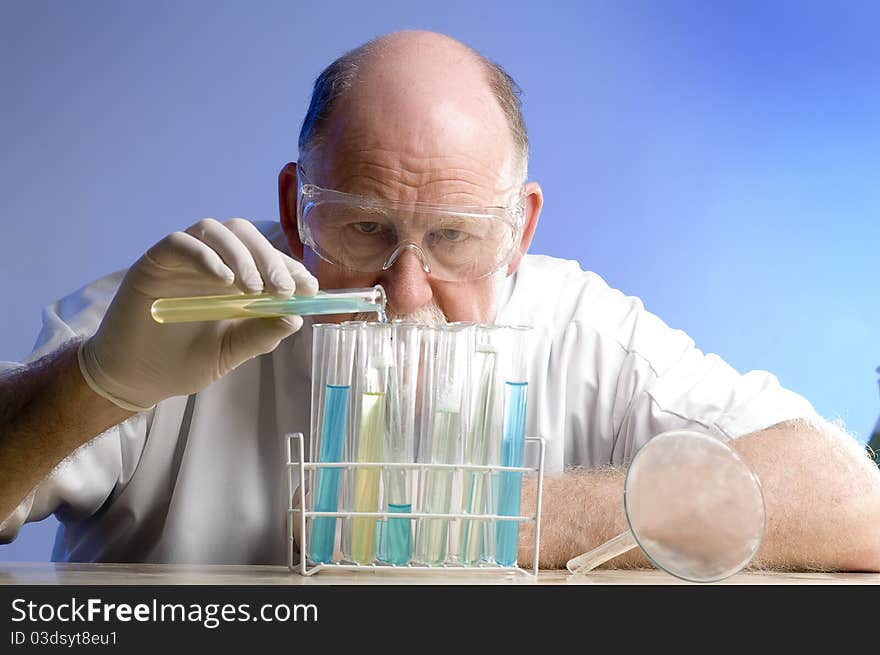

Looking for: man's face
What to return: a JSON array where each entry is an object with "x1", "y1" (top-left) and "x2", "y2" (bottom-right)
[
  {"x1": 280, "y1": 45, "x2": 541, "y2": 323},
  {"x1": 299, "y1": 149, "x2": 517, "y2": 324}
]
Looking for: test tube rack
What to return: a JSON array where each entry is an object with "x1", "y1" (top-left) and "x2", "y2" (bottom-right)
[{"x1": 285, "y1": 432, "x2": 545, "y2": 576}]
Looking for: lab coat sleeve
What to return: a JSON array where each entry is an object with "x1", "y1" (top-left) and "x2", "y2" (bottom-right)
[
  {"x1": 513, "y1": 256, "x2": 820, "y2": 465},
  {"x1": 607, "y1": 295, "x2": 820, "y2": 455},
  {"x1": 528, "y1": 315, "x2": 794, "y2": 468},
  {"x1": 0, "y1": 271, "x2": 149, "y2": 544},
  {"x1": 638, "y1": 346, "x2": 819, "y2": 440}
]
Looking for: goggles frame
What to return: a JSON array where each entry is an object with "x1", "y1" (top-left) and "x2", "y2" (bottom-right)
[{"x1": 296, "y1": 163, "x2": 527, "y2": 281}]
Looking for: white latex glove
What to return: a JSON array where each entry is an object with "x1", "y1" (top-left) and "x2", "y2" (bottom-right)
[{"x1": 78, "y1": 218, "x2": 318, "y2": 411}]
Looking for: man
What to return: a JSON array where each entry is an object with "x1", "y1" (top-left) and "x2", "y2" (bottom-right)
[{"x1": 2, "y1": 31, "x2": 879, "y2": 570}]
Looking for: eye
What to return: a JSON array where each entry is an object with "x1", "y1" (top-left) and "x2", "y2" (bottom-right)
[
  {"x1": 438, "y1": 228, "x2": 467, "y2": 242},
  {"x1": 353, "y1": 222, "x2": 382, "y2": 235}
]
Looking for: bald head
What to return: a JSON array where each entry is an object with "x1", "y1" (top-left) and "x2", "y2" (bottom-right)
[
  {"x1": 298, "y1": 30, "x2": 529, "y2": 188},
  {"x1": 280, "y1": 31, "x2": 543, "y2": 325}
]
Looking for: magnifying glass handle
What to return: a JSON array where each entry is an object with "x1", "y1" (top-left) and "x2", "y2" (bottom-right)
[{"x1": 566, "y1": 530, "x2": 637, "y2": 575}]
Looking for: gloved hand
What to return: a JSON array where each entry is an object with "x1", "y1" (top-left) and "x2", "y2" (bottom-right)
[{"x1": 78, "y1": 218, "x2": 318, "y2": 411}]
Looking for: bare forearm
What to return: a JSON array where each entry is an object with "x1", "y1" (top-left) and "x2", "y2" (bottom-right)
[
  {"x1": 0, "y1": 341, "x2": 134, "y2": 520},
  {"x1": 518, "y1": 418, "x2": 880, "y2": 573},
  {"x1": 518, "y1": 466, "x2": 652, "y2": 570},
  {"x1": 733, "y1": 419, "x2": 880, "y2": 572}
]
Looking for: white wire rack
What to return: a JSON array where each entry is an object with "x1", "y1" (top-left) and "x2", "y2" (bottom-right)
[{"x1": 285, "y1": 432, "x2": 545, "y2": 577}]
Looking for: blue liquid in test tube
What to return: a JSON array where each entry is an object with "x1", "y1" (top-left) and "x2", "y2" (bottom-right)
[
  {"x1": 385, "y1": 503, "x2": 412, "y2": 565},
  {"x1": 495, "y1": 381, "x2": 528, "y2": 566},
  {"x1": 309, "y1": 384, "x2": 351, "y2": 564}
]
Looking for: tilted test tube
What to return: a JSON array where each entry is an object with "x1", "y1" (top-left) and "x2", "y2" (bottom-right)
[{"x1": 151, "y1": 285, "x2": 387, "y2": 323}]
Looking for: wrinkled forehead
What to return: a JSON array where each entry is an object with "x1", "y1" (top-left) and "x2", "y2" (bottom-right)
[
  {"x1": 307, "y1": 74, "x2": 520, "y2": 205},
  {"x1": 305, "y1": 194, "x2": 523, "y2": 231}
]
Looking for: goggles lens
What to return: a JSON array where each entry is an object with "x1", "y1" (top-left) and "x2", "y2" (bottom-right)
[{"x1": 297, "y1": 171, "x2": 524, "y2": 281}]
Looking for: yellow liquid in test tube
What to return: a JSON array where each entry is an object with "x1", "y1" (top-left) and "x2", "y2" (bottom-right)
[{"x1": 351, "y1": 391, "x2": 385, "y2": 564}]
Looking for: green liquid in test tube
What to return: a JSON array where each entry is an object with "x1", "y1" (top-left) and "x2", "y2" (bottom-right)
[
  {"x1": 413, "y1": 323, "x2": 471, "y2": 567},
  {"x1": 418, "y1": 408, "x2": 461, "y2": 566}
]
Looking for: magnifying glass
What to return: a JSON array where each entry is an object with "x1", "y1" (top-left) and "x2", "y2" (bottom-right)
[{"x1": 566, "y1": 429, "x2": 766, "y2": 583}]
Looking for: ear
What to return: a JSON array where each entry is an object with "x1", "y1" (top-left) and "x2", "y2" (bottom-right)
[
  {"x1": 278, "y1": 162, "x2": 305, "y2": 259},
  {"x1": 506, "y1": 181, "x2": 543, "y2": 275}
]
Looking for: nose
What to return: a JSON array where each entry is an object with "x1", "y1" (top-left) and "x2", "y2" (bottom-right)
[
  {"x1": 378, "y1": 247, "x2": 434, "y2": 316},
  {"x1": 382, "y1": 242, "x2": 431, "y2": 274}
]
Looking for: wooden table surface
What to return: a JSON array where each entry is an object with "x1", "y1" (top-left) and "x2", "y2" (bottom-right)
[{"x1": 1, "y1": 562, "x2": 877, "y2": 585}]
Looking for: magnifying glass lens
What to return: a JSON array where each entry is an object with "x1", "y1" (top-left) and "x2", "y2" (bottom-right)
[{"x1": 625, "y1": 430, "x2": 766, "y2": 582}]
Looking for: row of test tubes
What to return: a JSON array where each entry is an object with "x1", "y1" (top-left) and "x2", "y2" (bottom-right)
[{"x1": 307, "y1": 320, "x2": 532, "y2": 568}]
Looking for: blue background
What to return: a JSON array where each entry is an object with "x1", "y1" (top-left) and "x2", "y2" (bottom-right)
[{"x1": 1, "y1": 0, "x2": 877, "y2": 561}]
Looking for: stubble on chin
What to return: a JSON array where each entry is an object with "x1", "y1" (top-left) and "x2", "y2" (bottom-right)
[{"x1": 353, "y1": 301, "x2": 448, "y2": 325}]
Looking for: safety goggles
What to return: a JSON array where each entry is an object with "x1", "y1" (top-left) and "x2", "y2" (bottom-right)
[{"x1": 296, "y1": 164, "x2": 526, "y2": 282}]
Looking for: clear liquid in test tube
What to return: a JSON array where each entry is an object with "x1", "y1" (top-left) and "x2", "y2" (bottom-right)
[
  {"x1": 308, "y1": 323, "x2": 356, "y2": 564},
  {"x1": 414, "y1": 322, "x2": 474, "y2": 566}
]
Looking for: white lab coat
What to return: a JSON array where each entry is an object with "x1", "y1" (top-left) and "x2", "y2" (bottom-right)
[{"x1": 0, "y1": 222, "x2": 817, "y2": 563}]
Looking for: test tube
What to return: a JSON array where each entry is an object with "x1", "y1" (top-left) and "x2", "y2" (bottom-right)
[
  {"x1": 459, "y1": 325, "x2": 506, "y2": 565},
  {"x1": 308, "y1": 323, "x2": 356, "y2": 564},
  {"x1": 150, "y1": 285, "x2": 387, "y2": 323},
  {"x1": 346, "y1": 323, "x2": 393, "y2": 565},
  {"x1": 494, "y1": 325, "x2": 532, "y2": 566},
  {"x1": 338, "y1": 321, "x2": 364, "y2": 563},
  {"x1": 378, "y1": 321, "x2": 421, "y2": 565},
  {"x1": 414, "y1": 322, "x2": 474, "y2": 566},
  {"x1": 410, "y1": 324, "x2": 437, "y2": 559}
]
